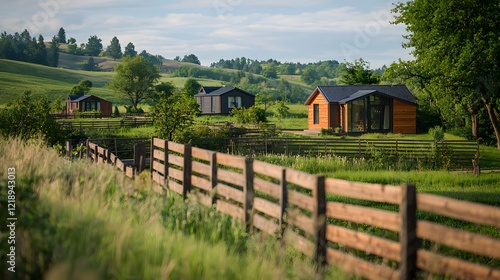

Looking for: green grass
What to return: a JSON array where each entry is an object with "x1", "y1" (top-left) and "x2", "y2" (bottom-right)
[{"x1": 0, "y1": 138, "x2": 348, "y2": 279}]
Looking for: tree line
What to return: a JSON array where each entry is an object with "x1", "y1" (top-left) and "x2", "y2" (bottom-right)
[{"x1": 0, "y1": 30, "x2": 59, "y2": 67}]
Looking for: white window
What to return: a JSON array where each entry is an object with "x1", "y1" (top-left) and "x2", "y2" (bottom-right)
[{"x1": 228, "y1": 96, "x2": 242, "y2": 108}]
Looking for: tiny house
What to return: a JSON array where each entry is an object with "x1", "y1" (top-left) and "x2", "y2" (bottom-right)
[
  {"x1": 304, "y1": 85, "x2": 416, "y2": 134},
  {"x1": 66, "y1": 95, "x2": 113, "y2": 116},
  {"x1": 195, "y1": 86, "x2": 255, "y2": 115}
]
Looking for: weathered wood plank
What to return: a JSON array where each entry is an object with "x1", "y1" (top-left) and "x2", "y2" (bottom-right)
[
  {"x1": 168, "y1": 179, "x2": 183, "y2": 195},
  {"x1": 191, "y1": 175, "x2": 212, "y2": 192},
  {"x1": 285, "y1": 168, "x2": 318, "y2": 190},
  {"x1": 253, "y1": 213, "x2": 279, "y2": 236},
  {"x1": 417, "y1": 193, "x2": 500, "y2": 227},
  {"x1": 326, "y1": 225, "x2": 401, "y2": 261},
  {"x1": 326, "y1": 202, "x2": 401, "y2": 232},
  {"x1": 254, "y1": 177, "x2": 280, "y2": 198},
  {"x1": 326, "y1": 248, "x2": 400, "y2": 280},
  {"x1": 152, "y1": 161, "x2": 165, "y2": 175},
  {"x1": 116, "y1": 159, "x2": 125, "y2": 171},
  {"x1": 191, "y1": 147, "x2": 214, "y2": 161},
  {"x1": 168, "y1": 154, "x2": 184, "y2": 168},
  {"x1": 288, "y1": 190, "x2": 314, "y2": 212},
  {"x1": 216, "y1": 153, "x2": 246, "y2": 169},
  {"x1": 168, "y1": 167, "x2": 183, "y2": 182},
  {"x1": 153, "y1": 149, "x2": 165, "y2": 162},
  {"x1": 253, "y1": 197, "x2": 281, "y2": 219},
  {"x1": 152, "y1": 171, "x2": 165, "y2": 186},
  {"x1": 417, "y1": 221, "x2": 500, "y2": 258},
  {"x1": 216, "y1": 200, "x2": 245, "y2": 221},
  {"x1": 192, "y1": 161, "x2": 211, "y2": 176},
  {"x1": 125, "y1": 166, "x2": 134, "y2": 178},
  {"x1": 217, "y1": 169, "x2": 245, "y2": 186},
  {"x1": 253, "y1": 160, "x2": 284, "y2": 179},
  {"x1": 287, "y1": 231, "x2": 314, "y2": 258},
  {"x1": 217, "y1": 183, "x2": 245, "y2": 203},
  {"x1": 153, "y1": 137, "x2": 165, "y2": 149},
  {"x1": 325, "y1": 178, "x2": 401, "y2": 204},
  {"x1": 167, "y1": 141, "x2": 185, "y2": 154},
  {"x1": 287, "y1": 209, "x2": 314, "y2": 235},
  {"x1": 417, "y1": 249, "x2": 500, "y2": 280}
]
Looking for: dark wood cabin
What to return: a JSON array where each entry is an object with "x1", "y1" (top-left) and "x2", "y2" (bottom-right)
[
  {"x1": 66, "y1": 94, "x2": 113, "y2": 116},
  {"x1": 304, "y1": 85, "x2": 416, "y2": 134},
  {"x1": 195, "y1": 86, "x2": 255, "y2": 115}
]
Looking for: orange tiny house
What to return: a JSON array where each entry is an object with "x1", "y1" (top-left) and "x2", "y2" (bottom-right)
[{"x1": 305, "y1": 85, "x2": 416, "y2": 134}]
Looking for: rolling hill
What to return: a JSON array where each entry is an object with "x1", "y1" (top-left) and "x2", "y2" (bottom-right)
[{"x1": 0, "y1": 59, "x2": 224, "y2": 106}]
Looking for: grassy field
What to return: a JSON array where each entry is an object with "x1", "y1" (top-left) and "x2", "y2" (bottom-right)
[{"x1": 0, "y1": 139, "x2": 348, "y2": 280}]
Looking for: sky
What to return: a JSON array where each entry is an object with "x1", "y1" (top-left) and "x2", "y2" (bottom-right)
[{"x1": 0, "y1": 0, "x2": 413, "y2": 68}]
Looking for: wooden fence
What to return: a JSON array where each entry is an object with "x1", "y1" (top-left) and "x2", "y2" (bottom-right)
[
  {"x1": 149, "y1": 137, "x2": 499, "y2": 280},
  {"x1": 199, "y1": 137, "x2": 479, "y2": 171},
  {"x1": 86, "y1": 140, "x2": 148, "y2": 178},
  {"x1": 60, "y1": 118, "x2": 153, "y2": 132}
]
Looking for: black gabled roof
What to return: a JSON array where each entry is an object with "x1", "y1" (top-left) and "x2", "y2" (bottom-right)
[
  {"x1": 305, "y1": 85, "x2": 416, "y2": 105},
  {"x1": 195, "y1": 86, "x2": 255, "y2": 97},
  {"x1": 68, "y1": 95, "x2": 91, "y2": 102}
]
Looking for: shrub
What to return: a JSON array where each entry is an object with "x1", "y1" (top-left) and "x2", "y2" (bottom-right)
[
  {"x1": 113, "y1": 106, "x2": 120, "y2": 117},
  {"x1": 429, "y1": 126, "x2": 445, "y2": 140},
  {"x1": 231, "y1": 106, "x2": 267, "y2": 124}
]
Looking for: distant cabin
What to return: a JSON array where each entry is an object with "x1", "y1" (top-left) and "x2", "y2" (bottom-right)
[
  {"x1": 66, "y1": 94, "x2": 113, "y2": 116},
  {"x1": 195, "y1": 86, "x2": 255, "y2": 115},
  {"x1": 304, "y1": 85, "x2": 417, "y2": 134}
]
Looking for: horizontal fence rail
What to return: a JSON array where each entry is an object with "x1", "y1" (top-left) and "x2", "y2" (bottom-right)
[
  {"x1": 87, "y1": 136, "x2": 499, "y2": 280},
  {"x1": 60, "y1": 118, "x2": 153, "y2": 131}
]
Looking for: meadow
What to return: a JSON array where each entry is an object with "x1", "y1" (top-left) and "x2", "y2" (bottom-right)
[{"x1": 0, "y1": 139, "x2": 349, "y2": 280}]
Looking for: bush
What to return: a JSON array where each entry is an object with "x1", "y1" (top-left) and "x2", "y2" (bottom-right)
[
  {"x1": 428, "y1": 126, "x2": 445, "y2": 140},
  {"x1": 231, "y1": 106, "x2": 267, "y2": 124},
  {"x1": 113, "y1": 106, "x2": 120, "y2": 117}
]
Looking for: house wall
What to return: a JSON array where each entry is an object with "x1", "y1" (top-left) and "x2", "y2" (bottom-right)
[
  {"x1": 221, "y1": 90, "x2": 254, "y2": 114},
  {"x1": 329, "y1": 103, "x2": 341, "y2": 129},
  {"x1": 308, "y1": 92, "x2": 330, "y2": 129},
  {"x1": 100, "y1": 100, "x2": 112, "y2": 116},
  {"x1": 392, "y1": 99, "x2": 416, "y2": 134}
]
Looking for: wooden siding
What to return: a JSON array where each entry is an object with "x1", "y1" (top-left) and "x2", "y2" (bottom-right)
[
  {"x1": 393, "y1": 100, "x2": 416, "y2": 134},
  {"x1": 329, "y1": 103, "x2": 340, "y2": 129},
  {"x1": 308, "y1": 92, "x2": 330, "y2": 129}
]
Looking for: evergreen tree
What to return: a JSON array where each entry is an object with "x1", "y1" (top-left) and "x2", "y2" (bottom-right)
[
  {"x1": 48, "y1": 36, "x2": 59, "y2": 67},
  {"x1": 105, "y1": 36, "x2": 122, "y2": 60},
  {"x1": 123, "y1": 42, "x2": 137, "y2": 57},
  {"x1": 57, "y1": 27, "x2": 66, "y2": 44}
]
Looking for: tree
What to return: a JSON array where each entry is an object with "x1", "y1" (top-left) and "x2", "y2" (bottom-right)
[
  {"x1": 57, "y1": 27, "x2": 66, "y2": 44},
  {"x1": 85, "y1": 35, "x2": 103, "y2": 56},
  {"x1": 123, "y1": 42, "x2": 137, "y2": 57},
  {"x1": 301, "y1": 68, "x2": 320, "y2": 85},
  {"x1": 255, "y1": 92, "x2": 273, "y2": 112},
  {"x1": 261, "y1": 65, "x2": 278, "y2": 79},
  {"x1": 340, "y1": 58, "x2": 380, "y2": 85},
  {"x1": 183, "y1": 78, "x2": 202, "y2": 95},
  {"x1": 106, "y1": 36, "x2": 122, "y2": 60},
  {"x1": 0, "y1": 91, "x2": 62, "y2": 145},
  {"x1": 82, "y1": 57, "x2": 98, "y2": 71},
  {"x1": 154, "y1": 82, "x2": 176, "y2": 99},
  {"x1": 273, "y1": 100, "x2": 290, "y2": 119},
  {"x1": 48, "y1": 36, "x2": 59, "y2": 67},
  {"x1": 153, "y1": 91, "x2": 200, "y2": 141},
  {"x1": 109, "y1": 56, "x2": 161, "y2": 110},
  {"x1": 393, "y1": 0, "x2": 500, "y2": 149},
  {"x1": 181, "y1": 54, "x2": 201, "y2": 65},
  {"x1": 70, "y1": 80, "x2": 93, "y2": 95}
]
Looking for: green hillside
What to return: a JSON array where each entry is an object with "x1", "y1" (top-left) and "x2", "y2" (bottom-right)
[{"x1": 0, "y1": 59, "x2": 224, "y2": 105}]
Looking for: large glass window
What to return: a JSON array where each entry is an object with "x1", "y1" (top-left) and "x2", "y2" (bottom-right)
[
  {"x1": 228, "y1": 96, "x2": 242, "y2": 108},
  {"x1": 313, "y1": 104, "x2": 319, "y2": 124},
  {"x1": 348, "y1": 98, "x2": 366, "y2": 132},
  {"x1": 348, "y1": 95, "x2": 391, "y2": 132}
]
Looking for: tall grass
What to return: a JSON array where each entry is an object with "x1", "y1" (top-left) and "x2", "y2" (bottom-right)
[{"x1": 0, "y1": 138, "x2": 348, "y2": 279}]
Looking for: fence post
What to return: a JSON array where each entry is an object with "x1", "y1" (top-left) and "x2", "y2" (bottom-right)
[
  {"x1": 210, "y1": 152, "x2": 218, "y2": 205},
  {"x1": 183, "y1": 144, "x2": 192, "y2": 199},
  {"x1": 313, "y1": 175, "x2": 327, "y2": 266},
  {"x1": 243, "y1": 157, "x2": 254, "y2": 232},
  {"x1": 279, "y1": 168, "x2": 287, "y2": 237},
  {"x1": 285, "y1": 137, "x2": 289, "y2": 155},
  {"x1": 86, "y1": 139, "x2": 90, "y2": 160},
  {"x1": 164, "y1": 140, "x2": 169, "y2": 187},
  {"x1": 134, "y1": 142, "x2": 146, "y2": 174},
  {"x1": 65, "y1": 140, "x2": 72, "y2": 158},
  {"x1": 400, "y1": 184, "x2": 418, "y2": 280},
  {"x1": 150, "y1": 137, "x2": 154, "y2": 173}
]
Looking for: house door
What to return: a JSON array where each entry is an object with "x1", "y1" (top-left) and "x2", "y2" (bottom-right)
[{"x1": 368, "y1": 96, "x2": 391, "y2": 132}]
